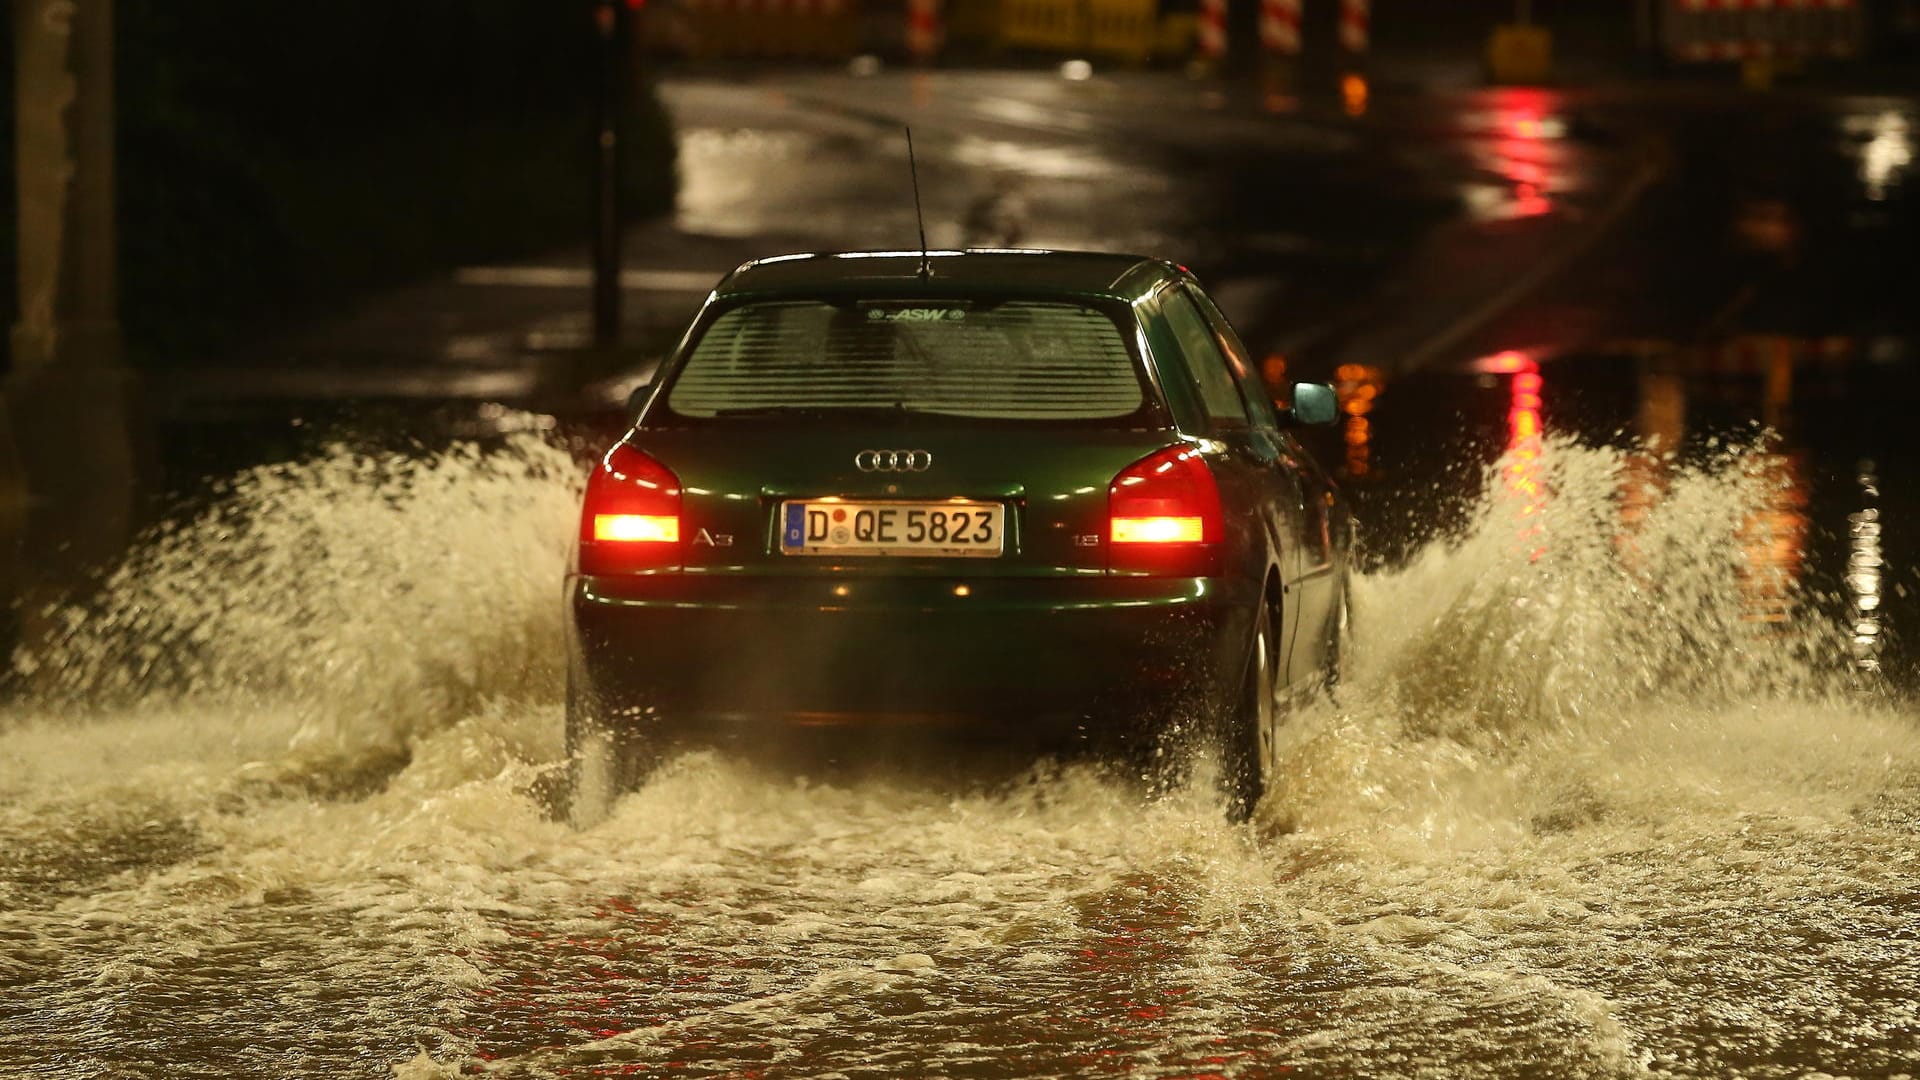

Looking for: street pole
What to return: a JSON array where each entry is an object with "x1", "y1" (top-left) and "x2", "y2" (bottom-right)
[
  {"x1": 5, "y1": 0, "x2": 139, "y2": 658},
  {"x1": 592, "y1": 0, "x2": 625, "y2": 350}
]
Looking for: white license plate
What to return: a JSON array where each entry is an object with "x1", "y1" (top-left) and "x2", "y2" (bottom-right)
[{"x1": 780, "y1": 500, "x2": 1005, "y2": 558}]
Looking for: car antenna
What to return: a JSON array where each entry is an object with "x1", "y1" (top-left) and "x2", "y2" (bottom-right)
[{"x1": 906, "y1": 125, "x2": 932, "y2": 281}]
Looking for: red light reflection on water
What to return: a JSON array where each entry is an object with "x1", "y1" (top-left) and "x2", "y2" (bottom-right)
[
  {"x1": 1491, "y1": 351, "x2": 1547, "y2": 550},
  {"x1": 1468, "y1": 90, "x2": 1565, "y2": 220},
  {"x1": 1737, "y1": 450, "x2": 1810, "y2": 628},
  {"x1": 1333, "y1": 363, "x2": 1384, "y2": 477},
  {"x1": 1611, "y1": 352, "x2": 1815, "y2": 630},
  {"x1": 1509, "y1": 183, "x2": 1551, "y2": 218}
]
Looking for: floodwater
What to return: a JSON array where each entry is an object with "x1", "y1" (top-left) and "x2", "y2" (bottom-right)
[
  {"x1": 3, "y1": 423, "x2": 1915, "y2": 1078},
  {"x1": 3, "y1": 71, "x2": 1917, "y2": 1080}
]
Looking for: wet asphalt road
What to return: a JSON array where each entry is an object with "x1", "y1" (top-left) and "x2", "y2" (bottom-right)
[{"x1": 3, "y1": 68, "x2": 1918, "y2": 1078}]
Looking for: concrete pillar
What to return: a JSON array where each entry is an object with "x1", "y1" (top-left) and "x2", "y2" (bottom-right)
[
  {"x1": 4, "y1": 0, "x2": 140, "y2": 657},
  {"x1": 12, "y1": 0, "x2": 119, "y2": 369},
  {"x1": 592, "y1": 0, "x2": 624, "y2": 350}
]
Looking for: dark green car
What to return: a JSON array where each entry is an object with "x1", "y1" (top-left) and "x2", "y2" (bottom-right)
[{"x1": 565, "y1": 249, "x2": 1351, "y2": 824}]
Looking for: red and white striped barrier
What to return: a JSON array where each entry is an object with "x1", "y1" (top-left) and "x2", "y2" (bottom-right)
[
  {"x1": 1197, "y1": 0, "x2": 1227, "y2": 61},
  {"x1": 1339, "y1": 0, "x2": 1370, "y2": 54},
  {"x1": 1260, "y1": 0, "x2": 1302, "y2": 56},
  {"x1": 683, "y1": 0, "x2": 849, "y2": 10},
  {"x1": 906, "y1": 0, "x2": 943, "y2": 63},
  {"x1": 1674, "y1": 0, "x2": 1856, "y2": 10},
  {"x1": 1665, "y1": 0, "x2": 1862, "y2": 62},
  {"x1": 1675, "y1": 40, "x2": 1768, "y2": 61}
]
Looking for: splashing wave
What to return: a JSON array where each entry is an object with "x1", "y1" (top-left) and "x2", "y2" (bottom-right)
[{"x1": 13, "y1": 432, "x2": 580, "y2": 759}]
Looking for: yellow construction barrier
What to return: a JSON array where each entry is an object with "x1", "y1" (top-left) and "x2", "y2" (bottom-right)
[
  {"x1": 1154, "y1": 12, "x2": 1196, "y2": 60},
  {"x1": 675, "y1": 8, "x2": 859, "y2": 60},
  {"x1": 662, "y1": 0, "x2": 1167, "y2": 63},
  {"x1": 1002, "y1": 0, "x2": 1082, "y2": 53},
  {"x1": 1487, "y1": 23, "x2": 1552, "y2": 84},
  {"x1": 953, "y1": 0, "x2": 1157, "y2": 61},
  {"x1": 947, "y1": 0, "x2": 1003, "y2": 49},
  {"x1": 1088, "y1": 0, "x2": 1156, "y2": 63}
]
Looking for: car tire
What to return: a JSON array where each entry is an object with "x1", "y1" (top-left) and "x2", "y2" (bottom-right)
[
  {"x1": 1218, "y1": 601, "x2": 1277, "y2": 823},
  {"x1": 566, "y1": 723, "x2": 622, "y2": 829},
  {"x1": 1326, "y1": 578, "x2": 1353, "y2": 699},
  {"x1": 562, "y1": 677, "x2": 655, "y2": 829}
]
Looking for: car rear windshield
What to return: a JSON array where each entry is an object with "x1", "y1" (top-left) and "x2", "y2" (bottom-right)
[{"x1": 661, "y1": 298, "x2": 1151, "y2": 424}]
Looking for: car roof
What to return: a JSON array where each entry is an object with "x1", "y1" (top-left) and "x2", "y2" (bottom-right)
[{"x1": 712, "y1": 249, "x2": 1185, "y2": 305}]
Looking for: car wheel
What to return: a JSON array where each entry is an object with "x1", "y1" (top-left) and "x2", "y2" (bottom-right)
[
  {"x1": 1218, "y1": 601, "x2": 1277, "y2": 823},
  {"x1": 563, "y1": 677, "x2": 655, "y2": 829},
  {"x1": 1326, "y1": 579, "x2": 1353, "y2": 699},
  {"x1": 566, "y1": 723, "x2": 622, "y2": 829}
]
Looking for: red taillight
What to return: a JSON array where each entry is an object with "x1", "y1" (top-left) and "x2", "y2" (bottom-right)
[
  {"x1": 1112, "y1": 515, "x2": 1205, "y2": 544},
  {"x1": 593, "y1": 514, "x2": 678, "y2": 543},
  {"x1": 1108, "y1": 445, "x2": 1223, "y2": 575},
  {"x1": 578, "y1": 443, "x2": 681, "y2": 574}
]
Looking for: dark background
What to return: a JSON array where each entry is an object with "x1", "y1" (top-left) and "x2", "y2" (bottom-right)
[{"x1": 0, "y1": 0, "x2": 678, "y2": 369}]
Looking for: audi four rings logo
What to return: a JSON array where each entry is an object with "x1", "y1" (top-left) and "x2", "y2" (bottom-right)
[{"x1": 854, "y1": 449, "x2": 933, "y2": 472}]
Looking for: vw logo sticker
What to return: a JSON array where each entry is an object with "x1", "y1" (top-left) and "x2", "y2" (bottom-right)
[{"x1": 854, "y1": 449, "x2": 933, "y2": 473}]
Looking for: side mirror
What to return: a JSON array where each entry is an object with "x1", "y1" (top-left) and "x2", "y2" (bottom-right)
[
  {"x1": 625, "y1": 368, "x2": 660, "y2": 418},
  {"x1": 1289, "y1": 382, "x2": 1339, "y2": 426}
]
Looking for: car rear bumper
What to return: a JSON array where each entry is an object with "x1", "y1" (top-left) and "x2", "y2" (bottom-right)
[{"x1": 567, "y1": 572, "x2": 1256, "y2": 748}]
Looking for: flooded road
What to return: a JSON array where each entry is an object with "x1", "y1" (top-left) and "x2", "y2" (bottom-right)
[
  {"x1": 5, "y1": 71, "x2": 1920, "y2": 1077},
  {"x1": 3, "y1": 432, "x2": 1915, "y2": 1078}
]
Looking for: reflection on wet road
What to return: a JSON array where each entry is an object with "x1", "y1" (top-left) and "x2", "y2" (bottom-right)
[{"x1": 4, "y1": 71, "x2": 1919, "y2": 1077}]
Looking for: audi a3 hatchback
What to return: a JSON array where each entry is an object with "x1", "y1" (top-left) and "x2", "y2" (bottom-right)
[{"x1": 565, "y1": 249, "x2": 1351, "y2": 824}]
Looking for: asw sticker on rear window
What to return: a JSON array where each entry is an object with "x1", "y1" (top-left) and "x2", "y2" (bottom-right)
[
  {"x1": 867, "y1": 307, "x2": 967, "y2": 323},
  {"x1": 667, "y1": 300, "x2": 1145, "y2": 422}
]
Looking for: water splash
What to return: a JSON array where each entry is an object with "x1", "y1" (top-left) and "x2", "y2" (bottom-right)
[
  {"x1": 1392, "y1": 437, "x2": 1845, "y2": 726},
  {"x1": 4, "y1": 431, "x2": 1891, "y2": 819},
  {"x1": 1267, "y1": 435, "x2": 1903, "y2": 848},
  {"x1": 1, "y1": 430, "x2": 1915, "y2": 1078},
  {"x1": 11, "y1": 432, "x2": 581, "y2": 760}
]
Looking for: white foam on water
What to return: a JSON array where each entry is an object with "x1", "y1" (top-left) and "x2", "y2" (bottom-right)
[
  {"x1": 1269, "y1": 438, "x2": 1906, "y2": 846},
  {"x1": 1, "y1": 433, "x2": 1915, "y2": 1078},
  {"x1": 12, "y1": 433, "x2": 581, "y2": 748}
]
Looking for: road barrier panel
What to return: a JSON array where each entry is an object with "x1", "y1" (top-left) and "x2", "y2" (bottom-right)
[
  {"x1": 1261, "y1": 0, "x2": 1303, "y2": 55},
  {"x1": 1088, "y1": 0, "x2": 1156, "y2": 63},
  {"x1": 951, "y1": 0, "x2": 1155, "y2": 61},
  {"x1": 668, "y1": 0, "x2": 860, "y2": 59},
  {"x1": 908, "y1": 0, "x2": 945, "y2": 62},
  {"x1": 1197, "y1": 0, "x2": 1228, "y2": 61},
  {"x1": 1663, "y1": 0, "x2": 1864, "y2": 63},
  {"x1": 1155, "y1": 12, "x2": 1197, "y2": 60},
  {"x1": 1338, "y1": 0, "x2": 1370, "y2": 54},
  {"x1": 1488, "y1": 23, "x2": 1553, "y2": 83},
  {"x1": 906, "y1": 0, "x2": 944, "y2": 62},
  {"x1": 995, "y1": 0, "x2": 1079, "y2": 51},
  {"x1": 662, "y1": 0, "x2": 1194, "y2": 67}
]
